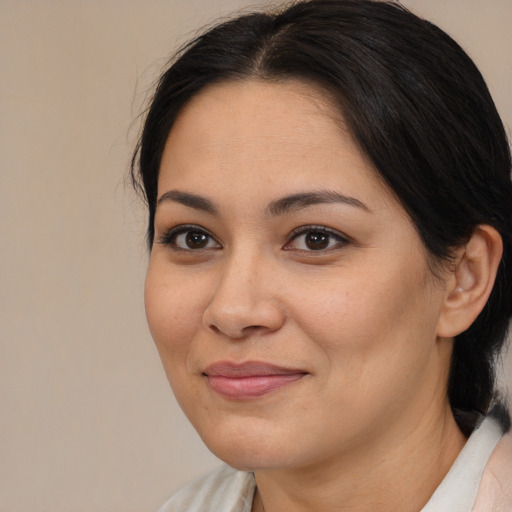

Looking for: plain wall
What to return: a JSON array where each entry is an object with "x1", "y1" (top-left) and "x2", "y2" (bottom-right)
[{"x1": 1, "y1": 1, "x2": 510, "y2": 511}]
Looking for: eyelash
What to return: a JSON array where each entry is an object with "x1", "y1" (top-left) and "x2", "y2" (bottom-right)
[
  {"x1": 284, "y1": 225, "x2": 349, "y2": 252},
  {"x1": 156, "y1": 224, "x2": 350, "y2": 253},
  {"x1": 157, "y1": 225, "x2": 221, "y2": 251}
]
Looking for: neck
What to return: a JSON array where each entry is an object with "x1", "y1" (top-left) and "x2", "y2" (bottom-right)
[{"x1": 252, "y1": 403, "x2": 466, "y2": 512}]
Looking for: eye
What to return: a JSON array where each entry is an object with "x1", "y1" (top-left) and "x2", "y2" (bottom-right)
[
  {"x1": 284, "y1": 226, "x2": 349, "y2": 252},
  {"x1": 157, "y1": 225, "x2": 221, "y2": 250}
]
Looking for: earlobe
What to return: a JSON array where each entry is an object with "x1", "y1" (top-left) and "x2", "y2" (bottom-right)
[{"x1": 437, "y1": 225, "x2": 503, "y2": 338}]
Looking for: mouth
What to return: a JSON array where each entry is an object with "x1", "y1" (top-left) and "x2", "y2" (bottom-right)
[{"x1": 203, "y1": 361, "x2": 308, "y2": 400}]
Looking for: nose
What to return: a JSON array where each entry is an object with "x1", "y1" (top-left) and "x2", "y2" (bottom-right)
[{"x1": 202, "y1": 253, "x2": 285, "y2": 339}]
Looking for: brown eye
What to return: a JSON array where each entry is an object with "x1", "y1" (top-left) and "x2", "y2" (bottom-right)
[
  {"x1": 304, "y1": 231, "x2": 330, "y2": 250},
  {"x1": 185, "y1": 231, "x2": 210, "y2": 249},
  {"x1": 158, "y1": 226, "x2": 221, "y2": 250},
  {"x1": 285, "y1": 226, "x2": 349, "y2": 252}
]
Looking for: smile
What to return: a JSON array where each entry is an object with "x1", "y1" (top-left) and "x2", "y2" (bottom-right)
[{"x1": 203, "y1": 361, "x2": 307, "y2": 400}]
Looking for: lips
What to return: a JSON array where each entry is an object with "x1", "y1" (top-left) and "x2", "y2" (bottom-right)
[{"x1": 203, "y1": 361, "x2": 307, "y2": 400}]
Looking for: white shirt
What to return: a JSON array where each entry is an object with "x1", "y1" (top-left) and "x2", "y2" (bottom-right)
[{"x1": 158, "y1": 416, "x2": 509, "y2": 512}]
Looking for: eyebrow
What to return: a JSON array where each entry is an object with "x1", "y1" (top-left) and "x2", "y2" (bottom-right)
[
  {"x1": 156, "y1": 189, "x2": 370, "y2": 216},
  {"x1": 266, "y1": 190, "x2": 370, "y2": 216},
  {"x1": 157, "y1": 190, "x2": 218, "y2": 214}
]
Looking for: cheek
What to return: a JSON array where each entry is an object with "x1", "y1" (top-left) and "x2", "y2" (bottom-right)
[
  {"x1": 291, "y1": 262, "x2": 439, "y2": 384},
  {"x1": 144, "y1": 263, "x2": 207, "y2": 358}
]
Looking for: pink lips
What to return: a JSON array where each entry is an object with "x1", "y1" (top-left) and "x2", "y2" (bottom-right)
[{"x1": 204, "y1": 362, "x2": 307, "y2": 400}]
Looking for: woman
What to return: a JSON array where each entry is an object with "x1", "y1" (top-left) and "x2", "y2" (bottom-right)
[{"x1": 132, "y1": 1, "x2": 512, "y2": 510}]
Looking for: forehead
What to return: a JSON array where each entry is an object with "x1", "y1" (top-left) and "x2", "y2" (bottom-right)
[
  {"x1": 158, "y1": 79, "x2": 395, "y2": 211},
  {"x1": 165, "y1": 80, "x2": 346, "y2": 150}
]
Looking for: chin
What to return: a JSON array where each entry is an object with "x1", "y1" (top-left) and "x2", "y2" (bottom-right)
[{"x1": 195, "y1": 416, "x2": 300, "y2": 471}]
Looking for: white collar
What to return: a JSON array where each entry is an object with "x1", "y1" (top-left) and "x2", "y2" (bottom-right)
[{"x1": 420, "y1": 415, "x2": 502, "y2": 512}]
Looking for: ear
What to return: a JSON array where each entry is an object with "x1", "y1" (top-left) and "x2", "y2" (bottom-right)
[{"x1": 437, "y1": 225, "x2": 503, "y2": 338}]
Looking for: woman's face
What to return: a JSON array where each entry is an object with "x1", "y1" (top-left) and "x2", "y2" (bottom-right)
[{"x1": 145, "y1": 80, "x2": 453, "y2": 471}]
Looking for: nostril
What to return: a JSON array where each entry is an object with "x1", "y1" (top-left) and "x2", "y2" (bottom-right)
[{"x1": 208, "y1": 324, "x2": 221, "y2": 334}]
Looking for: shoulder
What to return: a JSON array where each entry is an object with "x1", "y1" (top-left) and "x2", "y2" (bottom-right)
[
  {"x1": 473, "y1": 429, "x2": 512, "y2": 511},
  {"x1": 157, "y1": 464, "x2": 255, "y2": 512}
]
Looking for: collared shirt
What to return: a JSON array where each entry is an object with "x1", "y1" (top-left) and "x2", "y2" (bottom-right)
[{"x1": 158, "y1": 416, "x2": 511, "y2": 512}]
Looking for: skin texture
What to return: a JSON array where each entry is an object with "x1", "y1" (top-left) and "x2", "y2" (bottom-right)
[{"x1": 145, "y1": 80, "x2": 470, "y2": 512}]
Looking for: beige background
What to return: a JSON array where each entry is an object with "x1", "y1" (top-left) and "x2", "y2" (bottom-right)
[{"x1": 1, "y1": 1, "x2": 510, "y2": 511}]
